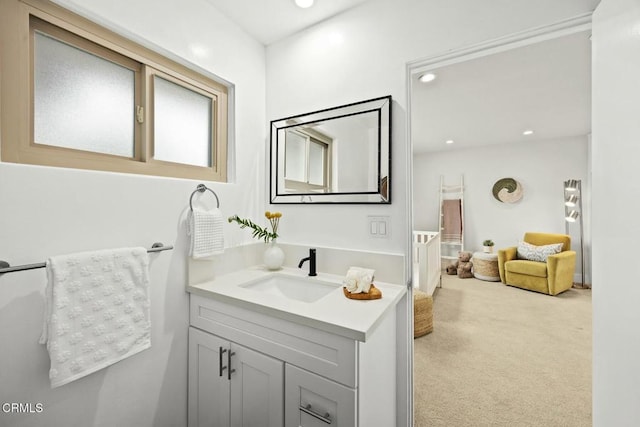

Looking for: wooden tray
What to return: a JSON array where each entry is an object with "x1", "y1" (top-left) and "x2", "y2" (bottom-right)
[{"x1": 343, "y1": 284, "x2": 382, "y2": 300}]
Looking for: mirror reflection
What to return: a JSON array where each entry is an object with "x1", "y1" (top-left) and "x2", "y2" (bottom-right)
[{"x1": 270, "y1": 96, "x2": 391, "y2": 204}]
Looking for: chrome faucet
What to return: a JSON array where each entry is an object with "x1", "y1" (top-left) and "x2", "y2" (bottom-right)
[{"x1": 298, "y1": 248, "x2": 317, "y2": 276}]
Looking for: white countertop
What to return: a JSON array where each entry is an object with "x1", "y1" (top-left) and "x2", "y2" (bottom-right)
[{"x1": 187, "y1": 266, "x2": 407, "y2": 342}]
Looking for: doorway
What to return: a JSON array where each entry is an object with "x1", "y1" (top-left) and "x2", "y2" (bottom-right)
[{"x1": 407, "y1": 16, "x2": 593, "y2": 425}]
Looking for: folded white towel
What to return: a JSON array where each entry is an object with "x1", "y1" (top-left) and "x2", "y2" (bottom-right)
[
  {"x1": 40, "y1": 247, "x2": 151, "y2": 388},
  {"x1": 188, "y1": 208, "x2": 224, "y2": 258},
  {"x1": 343, "y1": 266, "x2": 376, "y2": 294}
]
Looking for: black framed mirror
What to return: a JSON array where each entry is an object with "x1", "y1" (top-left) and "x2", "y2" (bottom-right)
[{"x1": 270, "y1": 95, "x2": 391, "y2": 204}]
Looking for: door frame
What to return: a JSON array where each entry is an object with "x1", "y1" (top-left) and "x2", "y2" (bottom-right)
[{"x1": 403, "y1": 11, "x2": 593, "y2": 425}]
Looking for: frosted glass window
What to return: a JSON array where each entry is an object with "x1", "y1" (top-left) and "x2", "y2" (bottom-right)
[
  {"x1": 153, "y1": 76, "x2": 212, "y2": 167},
  {"x1": 5, "y1": 13, "x2": 228, "y2": 181},
  {"x1": 34, "y1": 32, "x2": 135, "y2": 157},
  {"x1": 285, "y1": 131, "x2": 306, "y2": 182},
  {"x1": 308, "y1": 141, "x2": 326, "y2": 186}
]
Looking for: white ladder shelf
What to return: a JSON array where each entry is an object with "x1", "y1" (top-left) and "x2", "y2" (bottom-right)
[{"x1": 438, "y1": 175, "x2": 465, "y2": 261}]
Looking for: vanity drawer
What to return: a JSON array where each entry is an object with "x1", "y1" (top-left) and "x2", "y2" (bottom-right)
[
  {"x1": 285, "y1": 364, "x2": 356, "y2": 427},
  {"x1": 190, "y1": 294, "x2": 357, "y2": 387}
]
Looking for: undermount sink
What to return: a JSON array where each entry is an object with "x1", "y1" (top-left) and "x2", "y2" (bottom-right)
[{"x1": 240, "y1": 274, "x2": 340, "y2": 303}]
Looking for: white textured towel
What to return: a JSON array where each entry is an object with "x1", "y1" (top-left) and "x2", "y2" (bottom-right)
[
  {"x1": 188, "y1": 208, "x2": 224, "y2": 258},
  {"x1": 40, "y1": 247, "x2": 151, "y2": 388},
  {"x1": 343, "y1": 266, "x2": 376, "y2": 294}
]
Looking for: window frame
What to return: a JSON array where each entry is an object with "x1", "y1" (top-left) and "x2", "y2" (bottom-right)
[
  {"x1": 0, "y1": 0, "x2": 228, "y2": 182},
  {"x1": 284, "y1": 128, "x2": 332, "y2": 193},
  {"x1": 148, "y1": 69, "x2": 220, "y2": 170},
  {"x1": 30, "y1": 16, "x2": 145, "y2": 162}
]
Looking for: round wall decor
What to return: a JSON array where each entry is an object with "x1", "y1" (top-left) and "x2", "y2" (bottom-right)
[{"x1": 492, "y1": 178, "x2": 523, "y2": 203}]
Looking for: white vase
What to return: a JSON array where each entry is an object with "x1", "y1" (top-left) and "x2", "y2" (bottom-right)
[
  {"x1": 483, "y1": 246, "x2": 493, "y2": 253},
  {"x1": 263, "y1": 241, "x2": 285, "y2": 270}
]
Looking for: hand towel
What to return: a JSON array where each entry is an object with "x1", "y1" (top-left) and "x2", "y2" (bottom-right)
[
  {"x1": 343, "y1": 266, "x2": 376, "y2": 294},
  {"x1": 442, "y1": 199, "x2": 463, "y2": 242},
  {"x1": 188, "y1": 207, "x2": 224, "y2": 258},
  {"x1": 40, "y1": 247, "x2": 151, "y2": 388}
]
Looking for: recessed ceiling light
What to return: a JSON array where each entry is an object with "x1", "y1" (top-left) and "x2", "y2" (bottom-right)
[
  {"x1": 419, "y1": 73, "x2": 436, "y2": 83},
  {"x1": 295, "y1": 0, "x2": 314, "y2": 8},
  {"x1": 445, "y1": 139, "x2": 454, "y2": 144},
  {"x1": 523, "y1": 129, "x2": 534, "y2": 136}
]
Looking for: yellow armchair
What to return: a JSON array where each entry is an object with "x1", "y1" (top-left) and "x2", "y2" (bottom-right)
[{"x1": 498, "y1": 232, "x2": 576, "y2": 295}]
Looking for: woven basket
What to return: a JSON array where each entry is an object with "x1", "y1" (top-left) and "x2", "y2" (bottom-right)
[
  {"x1": 414, "y1": 290, "x2": 433, "y2": 338},
  {"x1": 473, "y1": 253, "x2": 500, "y2": 281}
]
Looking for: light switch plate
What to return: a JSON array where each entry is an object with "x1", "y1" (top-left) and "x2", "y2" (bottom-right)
[{"x1": 368, "y1": 216, "x2": 390, "y2": 238}]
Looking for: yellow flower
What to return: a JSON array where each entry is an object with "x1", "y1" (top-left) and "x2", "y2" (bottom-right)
[
  {"x1": 229, "y1": 213, "x2": 281, "y2": 243},
  {"x1": 265, "y1": 211, "x2": 282, "y2": 220}
]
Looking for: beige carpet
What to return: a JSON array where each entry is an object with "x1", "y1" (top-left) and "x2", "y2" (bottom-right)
[{"x1": 414, "y1": 275, "x2": 592, "y2": 427}]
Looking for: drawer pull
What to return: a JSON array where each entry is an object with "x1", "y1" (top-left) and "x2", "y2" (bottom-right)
[
  {"x1": 228, "y1": 350, "x2": 236, "y2": 380},
  {"x1": 219, "y1": 347, "x2": 227, "y2": 377},
  {"x1": 300, "y1": 403, "x2": 332, "y2": 424}
]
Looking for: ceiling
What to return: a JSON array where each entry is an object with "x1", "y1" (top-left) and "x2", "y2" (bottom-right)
[
  {"x1": 204, "y1": 0, "x2": 370, "y2": 45},
  {"x1": 411, "y1": 30, "x2": 592, "y2": 154},
  {"x1": 202, "y1": 1, "x2": 591, "y2": 154}
]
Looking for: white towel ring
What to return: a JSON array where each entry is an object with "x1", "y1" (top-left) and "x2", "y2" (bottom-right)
[{"x1": 189, "y1": 184, "x2": 220, "y2": 210}]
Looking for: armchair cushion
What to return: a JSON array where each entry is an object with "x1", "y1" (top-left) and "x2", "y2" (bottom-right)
[
  {"x1": 522, "y1": 232, "x2": 571, "y2": 251},
  {"x1": 516, "y1": 241, "x2": 563, "y2": 262},
  {"x1": 506, "y1": 260, "x2": 548, "y2": 278}
]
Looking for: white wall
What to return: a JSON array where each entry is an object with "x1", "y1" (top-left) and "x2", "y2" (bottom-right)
[
  {"x1": 413, "y1": 137, "x2": 590, "y2": 281},
  {"x1": 266, "y1": 1, "x2": 598, "y2": 426},
  {"x1": 320, "y1": 118, "x2": 376, "y2": 192},
  {"x1": 266, "y1": 0, "x2": 599, "y2": 257},
  {"x1": 0, "y1": 0, "x2": 265, "y2": 425},
  {"x1": 0, "y1": 0, "x2": 607, "y2": 425},
  {"x1": 592, "y1": 1, "x2": 640, "y2": 424}
]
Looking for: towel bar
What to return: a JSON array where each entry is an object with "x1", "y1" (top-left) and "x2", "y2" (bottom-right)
[
  {"x1": 0, "y1": 242, "x2": 173, "y2": 275},
  {"x1": 189, "y1": 183, "x2": 220, "y2": 210}
]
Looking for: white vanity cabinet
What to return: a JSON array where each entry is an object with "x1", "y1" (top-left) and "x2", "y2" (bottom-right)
[
  {"x1": 285, "y1": 364, "x2": 356, "y2": 426},
  {"x1": 188, "y1": 327, "x2": 284, "y2": 427},
  {"x1": 188, "y1": 292, "x2": 397, "y2": 427}
]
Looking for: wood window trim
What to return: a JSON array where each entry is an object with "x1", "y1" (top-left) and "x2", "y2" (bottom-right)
[
  {"x1": 0, "y1": 0, "x2": 228, "y2": 182},
  {"x1": 284, "y1": 128, "x2": 332, "y2": 192},
  {"x1": 29, "y1": 15, "x2": 145, "y2": 162},
  {"x1": 146, "y1": 68, "x2": 227, "y2": 176}
]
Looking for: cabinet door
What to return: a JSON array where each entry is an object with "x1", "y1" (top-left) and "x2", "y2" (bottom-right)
[
  {"x1": 230, "y1": 343, "x2": 284, "y2": 427},
  {"x1": 285, "y1": 364, "x2": 356, "y2": 427},
  {"x1": 189, "y1": 327, "x2": 231, "y2": 427}
]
